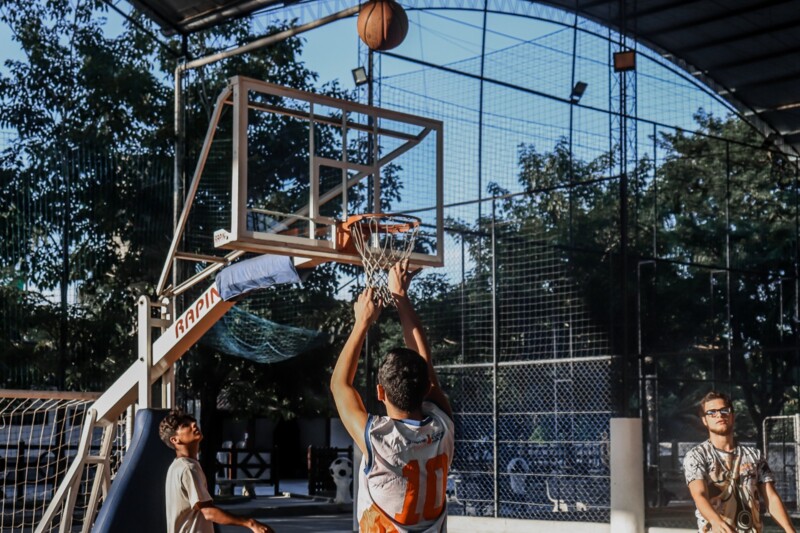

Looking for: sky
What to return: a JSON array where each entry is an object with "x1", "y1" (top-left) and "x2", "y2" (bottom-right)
[
  {"x1": 0, "y1": 1, "x2": 731, "y2": 126},
  {"x1": 298, "y1": 9, "x2": 558, "y2": 86},
  {"x1": 0, "y1": 4, "x2": 362, "y2": 82},
  {"x1": 0, "y1": 20, "x2": 21, "y2": 66}
]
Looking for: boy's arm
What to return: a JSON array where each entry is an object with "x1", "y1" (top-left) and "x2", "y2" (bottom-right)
[
  {"x1": 330, "y1": 288, "x2": 382, "y2": 456},
  {"x1": 197, "y1": 502, "x2": 274, "y2": 532},
  {"x1": 687, "y1": 479, "x2": 735, "y2": 533},
  {"x1": 759, "y1": 482, "x2": 795, "y2": 532},
  {"x1": 389, "y1": 261, "x2": 453, "y2": 419}
]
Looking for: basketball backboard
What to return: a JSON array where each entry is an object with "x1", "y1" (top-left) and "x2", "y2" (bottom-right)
[
  {"x1": 216, "y1": 77, "x2": 442, "y2": 263},
  {"x1": 157, "y1": 76, "x2": 443, "y2": 297}
]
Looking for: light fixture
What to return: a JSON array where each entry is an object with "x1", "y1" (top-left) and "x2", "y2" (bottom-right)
[
  {"x1": 613, "y1": 50, "x2": 636, "y2": 72},
  {"x1": 351, "y1": 66, "x2": 369, "y2": 86},
  {"x1": 570, "y1": 81, "x2": 588, "y2": 103}
]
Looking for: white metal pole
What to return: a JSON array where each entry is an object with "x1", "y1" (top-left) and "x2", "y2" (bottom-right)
[
  {"x1": 610, "y1": 418, "x2": 644, "y2": 533},
  {"x1": 161, "y1": 296, "x2": 175, "y2": 408},
  {"x1": 352, "y1": 445, "x2": 361, "y2": 532},
  {"x1": 125, "y1": 404, "x2": 134, "y2": 451},
  {"x1": 794, "y1": 414, "x2": 800, "y2": 512},
  {"x1": 137, "y1": 296, "x2": 152, "y2": 410}
]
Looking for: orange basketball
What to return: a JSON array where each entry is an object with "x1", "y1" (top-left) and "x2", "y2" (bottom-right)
[{"x1": 357, "y1": 0, "x2": 409, "y2": 51}]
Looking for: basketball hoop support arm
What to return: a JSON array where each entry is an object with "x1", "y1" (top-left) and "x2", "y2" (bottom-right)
[{"x1": 95, "y1": 283, "x2": 234, "y2": 424}]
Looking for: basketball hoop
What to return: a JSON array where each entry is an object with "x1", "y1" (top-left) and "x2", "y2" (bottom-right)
[{"x1": 340, "y1": 213, "x2": 420, "y2": 304}]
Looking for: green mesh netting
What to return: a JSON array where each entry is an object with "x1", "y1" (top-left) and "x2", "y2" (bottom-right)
[{"x1": 201, "y1": 306, "x2": 328, "y2": 364}]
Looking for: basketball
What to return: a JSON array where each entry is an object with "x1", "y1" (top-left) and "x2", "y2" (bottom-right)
[{"x1": 357, "y1": 0, "x2": 409, "y2": 51}]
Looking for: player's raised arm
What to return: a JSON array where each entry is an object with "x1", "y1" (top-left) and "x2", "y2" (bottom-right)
[
  {"x1": 330, "y1": 288, "x2": 382, "y2": 456},
  {"x1": 389, "y1": 260, "x2": 453, "y2": 419}
]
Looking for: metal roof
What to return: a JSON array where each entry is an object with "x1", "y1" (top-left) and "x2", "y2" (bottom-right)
[
  {"x1": 126, "y1": 0, "x2": 285, "y2": 36},
  {"x1": 129, "y1": 0, "x2": 800, "y2": 152},
  {"x1": 544, "y1": 0, "x2": 800, "y2": 152}
]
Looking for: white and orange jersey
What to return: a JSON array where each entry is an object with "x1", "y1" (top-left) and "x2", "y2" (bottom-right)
[{"x1": 357, "y1": 401, "x2": 455, "y2": 533}]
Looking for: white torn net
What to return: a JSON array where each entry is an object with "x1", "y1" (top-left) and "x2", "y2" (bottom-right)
[
  {"x1": 202, "y1": 306, "x2": 329, "y2": 364},
  {"x1": 348, "y1": 214, "x2": 420, "y2": 305}
]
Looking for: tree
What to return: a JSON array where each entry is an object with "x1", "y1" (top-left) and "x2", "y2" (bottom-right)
[
  {"x1": 427, "y1": 111, "x2": 798, "y2": 451},
  {"x1": 651, "y1": 112, "x2": 798, "y2": 444},
  {"x1": 0, "y1": 0, "x2": 172, "y2": 388}
]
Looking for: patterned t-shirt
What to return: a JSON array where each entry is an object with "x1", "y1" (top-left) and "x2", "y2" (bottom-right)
[
  {"x1": 683, "y1": 440, "x2": 775, "y2": 533},
  {"x1": 357, "y1": 401, "x2": 455, "y2": 532}
]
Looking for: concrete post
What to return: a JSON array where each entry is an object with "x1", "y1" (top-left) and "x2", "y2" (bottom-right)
[{"x1": 611, "y1": 417, "x2": 645, "y2": 533}]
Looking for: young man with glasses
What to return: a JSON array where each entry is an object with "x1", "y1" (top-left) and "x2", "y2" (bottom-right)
[{"x1": 683, "y1": 391, "x2": 795, "y2": 533}]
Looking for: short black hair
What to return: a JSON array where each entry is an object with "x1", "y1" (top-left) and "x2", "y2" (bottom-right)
[
  {"x1": 698, "y1": 390, "x2": 733, "y2": 416},
  {"x1": 377, "y1": 348, "x2": 430, "y2": 413},
  {"x1": 159, "y1": 410, "x2": 196, "y2": 450}
]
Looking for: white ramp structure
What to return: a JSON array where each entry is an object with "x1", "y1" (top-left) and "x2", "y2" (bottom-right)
[{"x1": 35, "y1": 254, "x2": 299, "y2": 532}]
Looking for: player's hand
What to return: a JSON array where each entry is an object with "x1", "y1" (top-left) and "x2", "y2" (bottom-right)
[
  {"x1": 246, "y1": 519, "x2": 274, "y2": 533},
  {"x1": 354, "y1": 287, "x2": 382, "y2": 325},
  {"x1": 709, "y1": 519, "x2": 735, "y2": 533},
  {"x1": 388, "y1": 259, "x2": 420, "y2": 299}
]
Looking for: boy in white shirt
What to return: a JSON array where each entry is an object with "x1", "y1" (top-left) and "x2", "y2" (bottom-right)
[{"x1": 159, "y1": 411, "x2": 273, "y2": 533}]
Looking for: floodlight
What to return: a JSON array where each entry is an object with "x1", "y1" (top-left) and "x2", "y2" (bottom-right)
[
  {"x1": 613, "y1": 50, "x2": 636, "y2": 72},
  {"x1": 570, "y1": 81, "x2": 588, "y2": 103},
  {"x1": 351, "y1": 67, "x2": 369, "y2": 86}
]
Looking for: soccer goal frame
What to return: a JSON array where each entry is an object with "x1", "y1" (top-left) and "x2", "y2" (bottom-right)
[
  {"x1": 0, "y1": 389, "x2": 113, "y2": 532},
  {"x1": 763, "y1": 414, "x2": 800, "y2": 512}
]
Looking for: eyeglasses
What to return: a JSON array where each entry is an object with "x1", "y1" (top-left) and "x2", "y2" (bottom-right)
[{"x1": 704, "y1": 407, "x2": 732, "y2": 418}]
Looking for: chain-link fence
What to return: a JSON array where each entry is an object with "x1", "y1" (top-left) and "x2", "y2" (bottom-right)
[
  {"x1": 438, "y1": 357, "x2": 614, "y2": 522},
  {"x1": 369, "y1": 10, "x2": 800, "y2": 525},
  {"x1": 401, "y1": 219, "x2": 619, "y2": 522},
  {"x1": 764, "y1": 416, "x2": 800, "y2": 511}
]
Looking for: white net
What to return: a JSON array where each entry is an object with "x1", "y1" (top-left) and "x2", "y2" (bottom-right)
[
  {"x1": 346, "y1": 214, "x2": 420, "y2": 305},
  {"x1": 0, "y1": 391, "x2": 128, "y2": 532}
]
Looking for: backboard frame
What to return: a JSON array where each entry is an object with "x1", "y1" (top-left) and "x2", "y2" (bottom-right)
[
  {"x1": 213, "y1": 76, "x2": 444, "y2": 265},
  {"x1": 157, "y1": 76, "x2": 443, "y2": 297}
]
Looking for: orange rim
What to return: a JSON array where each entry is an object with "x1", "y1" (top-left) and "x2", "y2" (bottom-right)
[
  {"x1": 341, "y1": 213, "x2": 420, "y2": 233},
  {"x1": 337, "y1": 213, "x2": 420, "y2": 252}
]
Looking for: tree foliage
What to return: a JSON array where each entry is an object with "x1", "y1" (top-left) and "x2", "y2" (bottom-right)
[
  {"x1": 649, "y1": 112, "x2": 798, "y2": 442},
  {"x1": 0, "y1": 0, "x2": 172, "y2": 388},
  {"x1": 0, "y1": 2, "x2": 353, "y2": 399}
]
